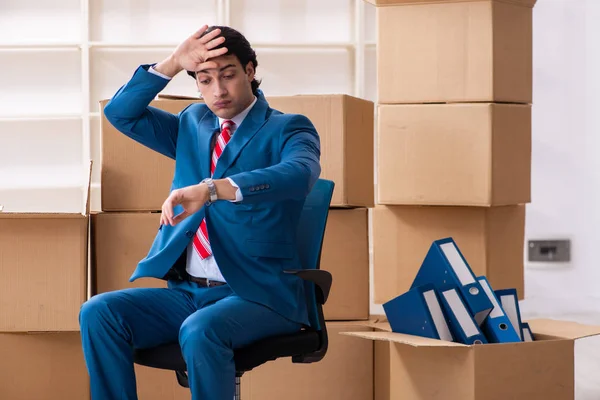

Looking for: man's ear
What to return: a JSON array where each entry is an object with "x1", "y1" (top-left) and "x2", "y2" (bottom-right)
[{"x1": 245, "y1": 62, "x2": 255, "y2": 81}]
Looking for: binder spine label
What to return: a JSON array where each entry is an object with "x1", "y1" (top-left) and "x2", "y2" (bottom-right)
[
  {"x1": 424, "y1": 289, "x2": 453, "y2": 341},
  {"x1": 440, "y1": 242, "x2": 475, "y2": 286},
  {"x1": 443, "y1": 289, "x2": 479, "y2": 337}
]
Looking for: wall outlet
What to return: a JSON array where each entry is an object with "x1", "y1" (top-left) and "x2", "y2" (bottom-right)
[{"x1": 528, "y1": 239, "x2": 571, "y2": 262}]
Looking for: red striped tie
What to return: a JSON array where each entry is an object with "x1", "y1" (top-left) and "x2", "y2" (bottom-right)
[{"x1": 193, "y1": 120, "x2": 234, "y2": 259}]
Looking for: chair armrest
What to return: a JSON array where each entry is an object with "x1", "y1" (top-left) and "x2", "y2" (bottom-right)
[{"x1": 284, "y1": 269, "x2": 332, "y2": 304}]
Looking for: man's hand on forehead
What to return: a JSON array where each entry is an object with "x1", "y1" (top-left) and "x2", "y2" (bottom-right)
[{"x1": 153, "y1": 25, "x2": 228, "y2": 78}]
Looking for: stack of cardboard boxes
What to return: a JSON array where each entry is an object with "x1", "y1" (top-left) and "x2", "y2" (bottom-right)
[
  {"x1": 369, "y1": 0, "x2": 535, "y2": 308},
  {"x1": 346, "y1": 1, "x2": 600, "y2": 399},
  {"x1": 93, "y1": 93, "x2": 377, "y2": 399},
  {"x1": 0, "y1": 168, "x2": 91, "y2": 398}
]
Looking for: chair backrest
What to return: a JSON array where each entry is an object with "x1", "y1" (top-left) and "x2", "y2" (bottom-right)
[{"x1": 295, "y1": 178, "x2": 335, "y2": 330}]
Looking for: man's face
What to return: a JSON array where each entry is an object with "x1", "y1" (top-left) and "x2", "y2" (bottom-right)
[{"x1": 195, "y1": 54, "x2": 255, "y2": 119}]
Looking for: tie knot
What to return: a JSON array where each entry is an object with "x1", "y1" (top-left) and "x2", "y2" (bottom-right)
[{"x1": 221, "y1": 120, "x2": 235, "y2": 132}]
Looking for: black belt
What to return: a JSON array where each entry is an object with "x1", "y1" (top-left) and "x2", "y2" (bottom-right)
[{"x1": 187, "y1": 275, "x2": 227, "y2": 288}]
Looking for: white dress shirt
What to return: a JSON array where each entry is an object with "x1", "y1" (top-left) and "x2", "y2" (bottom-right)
[{"x1": 149, "y1": 65, "x2": 258, "y2": 282}]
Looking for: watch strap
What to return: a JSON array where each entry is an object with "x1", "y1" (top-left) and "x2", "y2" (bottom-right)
[{"x1": 202, "y1": 178, "x2": 218, "y2": 203}]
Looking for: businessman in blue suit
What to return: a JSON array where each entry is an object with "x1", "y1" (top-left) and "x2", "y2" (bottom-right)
[{"x1": 79, "y1": 25, "x2": 321, "y2": 400}]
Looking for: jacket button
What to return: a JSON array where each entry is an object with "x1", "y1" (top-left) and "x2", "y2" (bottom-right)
[
  {"x1": 250, "y1": 187, "x2": 255, "y2": 192},
  {"x1": 260, "y1": 185, "x2": 265, "y2": 190},
  {"x1": 265, "y1": 184, "x2": 270, "y2": 189},
  {"x1": 185, "y1": 231, "x2": 193, "y2": 238}
]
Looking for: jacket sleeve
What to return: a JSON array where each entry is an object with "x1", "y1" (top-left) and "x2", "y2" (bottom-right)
[
  {"x1": 102, "y1": 64, "x2": 184, "y2": 160},
  {"x1": 227, "y1": 115, "x2": 321, "y2": 203}
]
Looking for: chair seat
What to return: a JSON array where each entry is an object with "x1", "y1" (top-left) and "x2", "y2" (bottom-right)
[
  {"x1": 234, "y1": 329, "x2": 320, "y2": 372},
  {"x1": 133, "y1": 329, "x2": 321, "y2": 374}
]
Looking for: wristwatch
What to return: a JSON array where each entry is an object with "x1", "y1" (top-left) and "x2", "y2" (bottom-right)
[{"x1": 201, "y1": 178, "x2": 218, "y2": 204}]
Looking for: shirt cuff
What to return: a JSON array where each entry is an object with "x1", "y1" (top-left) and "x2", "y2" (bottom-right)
[
  {"x1": 148, "y1": 65, "x2": 173, "y2": 80},
  {"x1": 226, "y1": 178, "x2": 243, "y2": 202}
]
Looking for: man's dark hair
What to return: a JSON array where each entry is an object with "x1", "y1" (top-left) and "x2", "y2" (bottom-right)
[{"x1": 187, "y1": 26, "x2": 261, "y2": 95}]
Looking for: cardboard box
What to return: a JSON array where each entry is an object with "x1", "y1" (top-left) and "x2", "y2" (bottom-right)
[
  {"x1": 0, "y1": 332, "x2": 189, "y2": 400},
  {"x1": 345, "y1": 319, "x2": 599, "y2": 400},
  {"x1": 322, "y1": 209, "x2": 370, "y2": 320},
  {"x1": 0, "y1": 332, "x2": 89, "y2": 399},
  {"x1": 267, "y1": 95, "x2": 374, "y2": 208},
  {"x1": 377, "y1": 103, "x2": 531, "y2": 206},
  {"x1": 101, "y1": 94, "x2": 374, "y2": 211},
  {"x1": 92, "y1": 209, "x2": 370, "y2": 320},
  {"x1": 241, "y1": 321, "x2": 374, "y2": 400},
  {"x1": 91, "y1": 212, "x2": 166, "y2": 294},
  {"x1": 134, "y1": 364, "x2": 191, "y2": 400},
  {"x1": 372, "y1": 205, "x2": 525, "y2": 304},
  {"x1": 373, "y1": 0, "x2": 536, "y2": 104},
  {"x1": 0, "y1": 164, "x2": 91, "y2": 332},
  {"x1": 101, "y1": 98, "x2": 201, "y2": 212}
]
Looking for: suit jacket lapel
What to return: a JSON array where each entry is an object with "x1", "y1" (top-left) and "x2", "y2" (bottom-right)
[
  {"x1": 197, "y1": 111, "x2": 219, "y2": 179},
  {"x1": 212, "y1": 94, "x2": 269, "y2": 179}
]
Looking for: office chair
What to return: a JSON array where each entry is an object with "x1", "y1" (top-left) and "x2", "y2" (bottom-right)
[{"x1": 133, "y1": 178, "x2": 335, "y2": 399}]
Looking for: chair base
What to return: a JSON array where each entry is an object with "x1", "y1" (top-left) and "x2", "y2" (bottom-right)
[{"x1": 174, "y1": 370, "x2": 243, "y2": 400}]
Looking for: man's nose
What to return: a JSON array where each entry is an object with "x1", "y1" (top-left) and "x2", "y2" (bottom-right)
[{"x1": 214, "y1": 80, "x2": 227, "y2": 97}]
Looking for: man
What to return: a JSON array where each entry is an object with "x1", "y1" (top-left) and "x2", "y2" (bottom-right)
[{"x1": 79, "y1": 25, "x2": 321, "y2": 400}]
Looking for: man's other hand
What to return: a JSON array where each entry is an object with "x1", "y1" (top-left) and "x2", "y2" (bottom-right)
[
  {"x1": 154, "y1": 25, "x2": 229, "y2": 78},
  {"x1": 161, "y1": 184, "x2": 209, "y2": 226}
]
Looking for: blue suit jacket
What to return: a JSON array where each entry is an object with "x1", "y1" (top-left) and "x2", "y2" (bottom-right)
[{"x1": 103, "y1": 65, "x2": 321, "y2": 326}]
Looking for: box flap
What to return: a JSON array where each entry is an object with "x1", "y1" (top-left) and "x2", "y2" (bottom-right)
[
  {"x1": 364, "y1": 0, "x2": 536, "y2": 7},
  {"x1": 0, "y1": 161, "x2": 91, "y2": 218},
  {"x1": 528, "y1": 318, "x2": 600, "y2": 340},
  {"x1": 341, "y1": 330, "x2": 468, "y2": 347}
]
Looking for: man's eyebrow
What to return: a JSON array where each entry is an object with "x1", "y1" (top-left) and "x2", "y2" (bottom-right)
[{"x1": 197, "y1": 64, "x2": 236, "y2": 74}]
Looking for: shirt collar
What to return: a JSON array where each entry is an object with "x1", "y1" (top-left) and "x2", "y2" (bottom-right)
[{"x1": 218, "y1": 96, "x2": 258, "y2": 133}]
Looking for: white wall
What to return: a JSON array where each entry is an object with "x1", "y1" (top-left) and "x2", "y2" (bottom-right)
[
  {"x1": 505, "y1": 2, "x2": 600, "y2": 397},
  {"x1": 519, "y1": 0, "x2": 599, "y2": 320}
]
